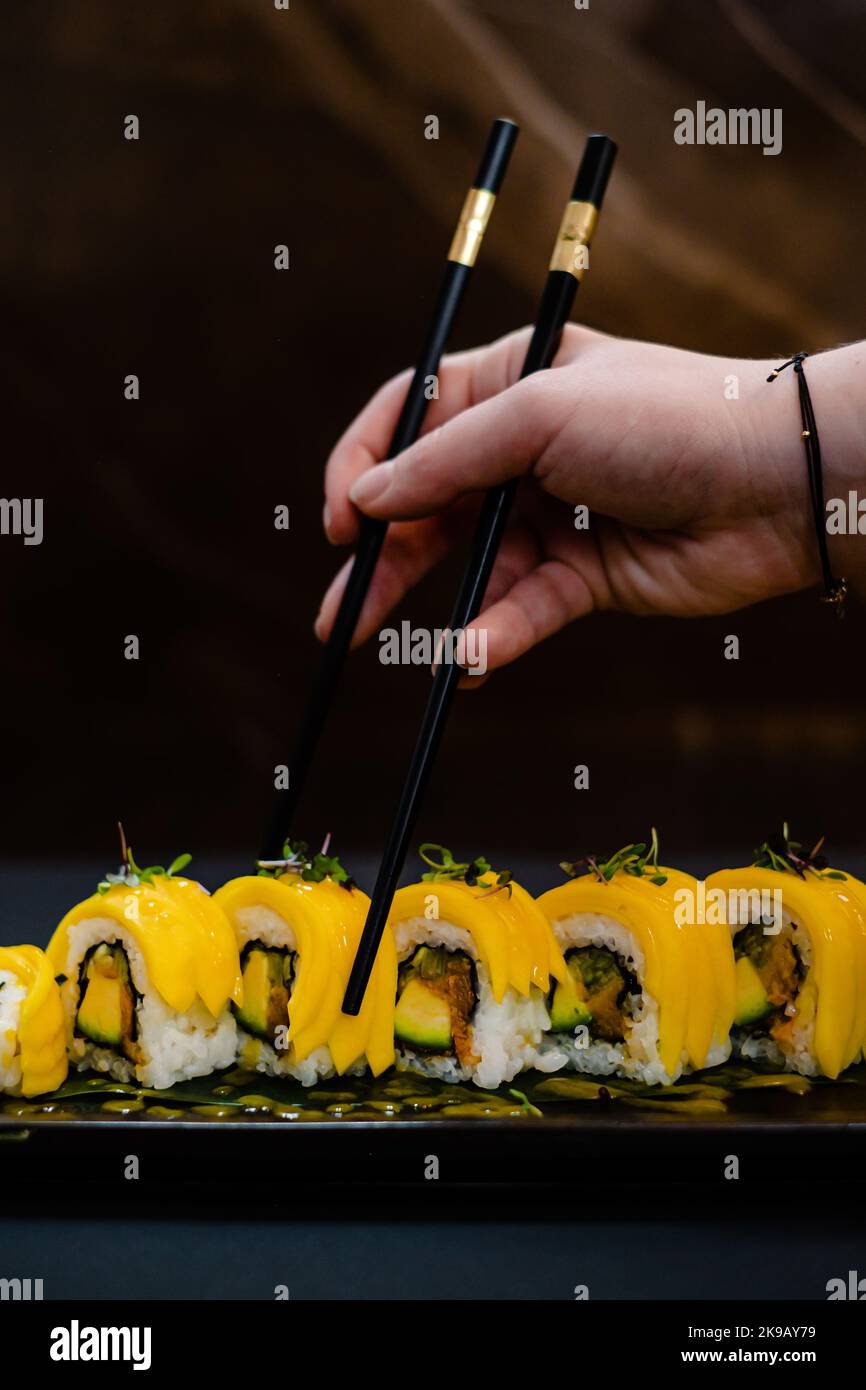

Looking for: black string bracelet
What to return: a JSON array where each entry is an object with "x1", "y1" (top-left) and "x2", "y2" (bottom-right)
[{"x1": 767, "y1": 351, "x2": 847, "y2": 617}]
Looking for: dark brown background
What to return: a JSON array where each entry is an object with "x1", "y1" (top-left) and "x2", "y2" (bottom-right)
[{"x1": 2, "y1": 0, "x2": 866, "y2": 881}]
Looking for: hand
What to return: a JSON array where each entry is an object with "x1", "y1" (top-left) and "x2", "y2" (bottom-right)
[{"x1": 318, "y1": 326, "x2": 862, "y2": 675}]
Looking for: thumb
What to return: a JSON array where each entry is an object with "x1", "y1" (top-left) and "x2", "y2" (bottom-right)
[{"x1": 347, "y1": 374, "x2": 552, "y2": 521}]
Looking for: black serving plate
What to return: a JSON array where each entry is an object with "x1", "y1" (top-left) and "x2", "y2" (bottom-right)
[{"x1": 3, "y1": 1063, "x2": 866, "y2": 1189}]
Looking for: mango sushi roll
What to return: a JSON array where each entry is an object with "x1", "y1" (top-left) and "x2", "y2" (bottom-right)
[
  {"x1": 387, "y1": 846, "x2": 567, "y2": 1089},
  {"x1": 0, "y1": 945, "x2": 67, "y2": 1097},
  {"x1": 47, "y1": 849, "x2": 242, "y2": 1090},
  {"x1": 538, "y1": 833, "x2": 733, "y2": 1085},
  {"x1": 214, "y1": 841, "x2": 396, "y2": 1085},
  {"x1": 706, "y1": 828, "x2": 866, "y2": 1079}
]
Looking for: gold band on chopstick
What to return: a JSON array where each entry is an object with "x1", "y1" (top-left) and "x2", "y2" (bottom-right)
[
  {"x1": 447, "y1": 187, "x2": 497, "y2": 267},
  {"x1": 548, "y1": 199, "x2": 598, "y2": 280}
]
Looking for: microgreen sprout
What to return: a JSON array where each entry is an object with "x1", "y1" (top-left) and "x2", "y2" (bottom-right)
[
  {"x1": 256, "y1": 833, "x2": 356, "y2": 890},
  {"x1": 508, "y1": 1087, "x2": 543, "y2": 1117},
  {"x1": 97, "y1": 823, "x2": 192, "y2": 894},
  {"x1": 561, "y1": 827, "x2": 668, "y2": 887},
  {"x1": 419, "y1": 843, "x2": 513, "y2": 896},
  {"x1": 753, "y1": 823, "x2": 846, "y2": 880}
]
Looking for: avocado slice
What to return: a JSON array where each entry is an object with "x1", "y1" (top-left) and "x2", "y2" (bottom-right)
[
  {"x1": 76, "y1": 943, "x2": 136, "y2": 1048},
  {"x1": 394, "y1": 977, "x2": 452, "y2": 1051},
  {"x1": 734, "y1": 954, "x2": 773, "y2": 1026},
  {"x1": 394, "y1": 946, "x2": 478, "y2": 1054},
  {"x1": 548, "y1": 959, "x2": 593, "y2": 1033},
  {"x1": 234, "y1": 945, "x2": 293, "y2": 1044}
]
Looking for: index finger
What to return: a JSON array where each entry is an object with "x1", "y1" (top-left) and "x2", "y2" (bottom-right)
[{"x1": 323, "y1": 328, "x2": 531, "y2": 545}]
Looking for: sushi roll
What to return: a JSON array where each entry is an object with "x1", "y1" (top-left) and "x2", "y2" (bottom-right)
[
  {"x1": 0, "y1": 945, "x2": 67, "y2": 1097},
  {"x1": 47, "y1": 849, "x2": 242, "y2": 1089},
  {"x1": 387, "y1": 846, "x2": 568, "y2": 1089},
  {"x1": 214, "y1": 841, "x2": 396, "y2": 1085},
  {"x1": 538, "y1": 833, "x2": 732, "y2": 1085},
  {"x1": 706, "y1": 828, "x2": 866, "y2": 1079}
]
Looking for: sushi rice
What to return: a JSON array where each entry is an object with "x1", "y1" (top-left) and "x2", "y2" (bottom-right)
[
  {"x1": 213, "y1": 871, "x2": 396, "y2": 1086},
  {"x1": 0, "y1": 944, "x2": 68, "y2": 1097},
  {"x1": 0, "y1": 969, "x2": 28, "y2": 1093},
  {"x1": 732, "y1": 908, "x2": 817, "y2": 1075},
  {"x1": 392, "y1": 916, "x2": 564, "y2": 1089},
  {"x1": 707, "y1": 858, "x2": 866, "y2": 1080},
  {"x1": 539, "y1": 911, "x2": 675, "y2": 1085},
  {"x1": 47, "y1": 873, "x2": 243, "y2": 1091},
  {"x1": 57, "y1": 919, "x2": 237, "y2": 1090},
  {"x1": 230, "y1": 903, "x2": 358, "y2": 1086}
]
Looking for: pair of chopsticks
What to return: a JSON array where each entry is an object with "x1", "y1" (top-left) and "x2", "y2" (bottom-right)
[
  {"x1": 261, "y1": 117, "x2": 617, "y2": 1012},
  {"x1": 343, "y1": 133, "x2": 617, "y2": 1013}
]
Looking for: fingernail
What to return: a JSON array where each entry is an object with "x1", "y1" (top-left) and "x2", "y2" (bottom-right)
[
  {"x1": 349, "y1": 462, "x2": 393, "y2": 509},
  {"x1": 323, "y1": 501, "x2": 334, "y2": 541}
]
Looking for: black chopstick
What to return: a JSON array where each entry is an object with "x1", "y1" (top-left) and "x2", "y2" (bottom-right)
[
  {"x1": 260, "y1": 117, "x2": 519, "y2": 859},
  {"x1": 342, "y1": 134, "x2": 617, "y2": 1014}
]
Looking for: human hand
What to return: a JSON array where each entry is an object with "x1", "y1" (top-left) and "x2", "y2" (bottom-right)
[{"x1": 318, "y1": 326, "x2": 862, "y2": 674}]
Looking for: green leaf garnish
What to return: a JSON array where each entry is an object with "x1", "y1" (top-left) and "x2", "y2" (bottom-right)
[
  {"x1": 561, "y1": 827, "x2": 668, "y2": 886},
  {"x1": 419, "y1": 843, "x2": 513, "y2": 896},
  {"x1": 96, "y1": 822, "x2": 193, "y2": 894},
  {"x1": 255, "y1": 836, "x2": 356, "y2": 891},
  {"x1": 752, "y1": 823, "x2": 845, "y2": 881}
]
